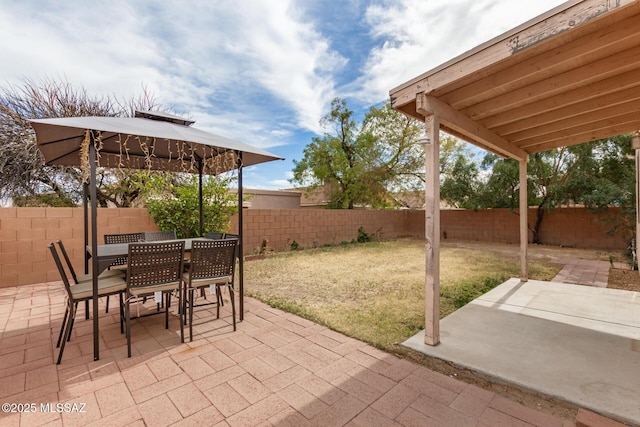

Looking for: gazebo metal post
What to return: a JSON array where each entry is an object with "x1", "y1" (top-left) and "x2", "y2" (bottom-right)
[
  {"x1": 83, "y1": 183, "x2": 89, "y2": 273},
  {"x1": 83, "y1": 182, "x2": 90, "y2": 320},
  {"x1": 89, "y1": 131, "x2": 100, "y2": 361},
  {"x1": 198, "y1": 158, "x2": 204, "y2": 237},
  {"x1": 237, "y1": 151, "x2": 244, "y2": 321}
]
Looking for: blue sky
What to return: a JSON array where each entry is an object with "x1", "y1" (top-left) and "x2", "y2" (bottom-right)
[{"x1": 0, "y1": 0, "x2": 566, "y2": 189}]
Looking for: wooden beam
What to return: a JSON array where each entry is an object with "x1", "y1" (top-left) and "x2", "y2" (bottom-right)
[
  {"x1": 417, "y1": 93, "x2": 528, "y2": 160},
  {"x1": 491, "y1": 88, "x2": 640, "y2": 136},
  {"x1": 521, "y1": 119, "x2": 640, "y2": 152},
  {"x1": 445, "y1": 15, "x2": 640, "y2": 110},
  {"x1": 508, "y1": 110, "x2": 640, "y2": 144},
  {"x1": 519, "y1": 158, "x2": 529, "y2": 281},
  {"x1": 464, "y1": 45, "x2": 640, "y2": 121},
  {"x1": 390, "y1": 0, "x2": 639, "y2": 112},
  {"x1": 423, "y1": 115, "x2": 440, "y2": 346},
  {"x1": 487, "y1": 69, "x2": 640, "y2": 132}
]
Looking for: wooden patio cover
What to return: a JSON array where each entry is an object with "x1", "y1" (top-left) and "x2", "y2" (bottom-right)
[{"x1": 389, "y1": 0, "x2": 640, "y2": 345}]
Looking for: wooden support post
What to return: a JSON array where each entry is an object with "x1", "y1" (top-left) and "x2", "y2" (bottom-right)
[
  {"x1": 519, "y1": 158, "x2": 529, "y2": 282},
  {"x1": 423, "y1": 115, "x2": 440, "y2": 346},
  {"x1": 632, "y1": 131, "x2": 640, "y2": 273},
  {"x1": 636, "y1": 150, "x2": 640, "y2": 274}
]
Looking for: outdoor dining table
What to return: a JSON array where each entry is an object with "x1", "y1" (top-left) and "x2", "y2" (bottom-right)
[
  {"x1": 86, "y1": 237, "x2": 208, "y2": 275},
  {"x1": 85, "y1": 237, "x2": 222, "y2": 357}
]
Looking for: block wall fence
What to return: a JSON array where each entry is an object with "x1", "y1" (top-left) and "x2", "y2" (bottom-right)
[{"x1": 0, "y1": 206, "x2": 627, "y2": 288}]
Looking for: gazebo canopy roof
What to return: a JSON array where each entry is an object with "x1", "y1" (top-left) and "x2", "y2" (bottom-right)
[
  {"x1": 30, "y1": 111, "x2": 282, "y2": 174},
  {"x1": 390, "y1": 0, "x2": 640, "y2": 161}
]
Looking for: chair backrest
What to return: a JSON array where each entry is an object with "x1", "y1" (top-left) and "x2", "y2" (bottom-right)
[
  {"x1": 205, "y1": 231, "x2": 224, "y2": 240},
  {"x1": 104, "y1": 232, "x2": 145, "y2": 244},
  {"x1": 144, "y1": 230, "x2": 177, "y2": 242},
  {"x1": 55, "y1": 240, "x2": 80, "y2": 284},
  {"x1": 187, "y1": 238, "x2": 238, "y2": 283},
  {"x1": 47, "y1": 243, "x2": 74, "y2": 299},
  {"x1": 223, "y1": 234, "x2": 240, "y2": 259},
  {"x1": 104, "y1": 232, "x2": 144, "y2": 267},
  {"x1": 126, "y1": 241, "x2": 185, "y2": 291}
]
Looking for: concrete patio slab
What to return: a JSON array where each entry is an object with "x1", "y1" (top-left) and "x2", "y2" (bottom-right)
[{"x1": 403, "y1": 278, "x2": 640, "y2": 426}]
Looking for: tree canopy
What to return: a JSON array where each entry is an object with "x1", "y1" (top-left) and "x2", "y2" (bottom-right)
[
  {"x1": 442, "y1": 134, "x2": 636, "y2": 244},
  {"x1": 291, "y1": 98, "x2": 424, "y2": 209},
  {"x1": 0, "y1": 77, "x2": 159, "y2": 207},
  {"x1": 144, "y1": 173, "x2": 238, "y2": 238}
]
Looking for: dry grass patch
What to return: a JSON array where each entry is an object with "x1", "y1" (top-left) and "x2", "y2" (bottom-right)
[{"x1": 244, "y1": 239, "x2": 560, "y2": 352}]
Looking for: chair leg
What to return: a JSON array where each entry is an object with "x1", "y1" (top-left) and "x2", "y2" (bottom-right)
[
  {"x1": 57, "y1": 303, "x2": 76, "y2": 365},
  {"x1": 56, "y1": 303, "x2": 71, "y2": 349},
  {"x1": 119, "y1": 293, "x2": 124, "y2": 334},
  {"x1": 228, "y1": 285, "x2": 236, "y2": 331},
  {"x1": 105, "y1": 295, "x2": 110, "y2": 313},
  {"x1": 182, "y1": 286, "x2": 187, "y2": 326},
  {"x1": 67, "y1": 302, "x2": 79, "y2": 342},
  {"x1": 189, "y1": 288, "x2": 194, "y2": 342},
  {"x1": 85, "y1": 300, "x2": 89, "y2": 320},
  {"x1": 179, "y1": 287, "x2": 184, "y2": 343},
  {"x1": 126, "y1": 297, "x2": 132, "y2": 358},
  {"x1": 165, "y1": 292, "x2": 170, "y2": 330},
  {"x1": 216, "y1": 289, "x2": 221, "y2": 319}
]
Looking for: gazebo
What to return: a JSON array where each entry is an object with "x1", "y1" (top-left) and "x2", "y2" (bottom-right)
[
  {"x1": 389, "y1": 0, "x2": 640, "y2": 345},
  {"x1": 30, "y1": 110, "x2": 282, "y2": 360}
]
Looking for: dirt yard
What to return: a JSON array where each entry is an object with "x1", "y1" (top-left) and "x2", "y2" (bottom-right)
[{"x1": 608, "y1": 268, "x2": 640, "y2": 291}]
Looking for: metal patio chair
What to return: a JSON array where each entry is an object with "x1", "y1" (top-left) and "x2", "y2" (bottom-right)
[
  {"x1": 103, "y1": 232, "x2": 145, "y2": 313},
  {"x1": 143, "y1": 230, "x2": 178, "y2": 241},
  {"x1": 48, "y1": 243, "x2": 126, "y2": 364},
  {"x1": 56, "y1": 239, "x2": 124, "y2": 319},
  {"x1": 124, "y1": 241, "x2": 185, "y2": 357},
  {"x1": 204, "y1": 231, "x2": 224, "y2": 240},
  {"x1": 182, "y1": 238, "x2": 238, "y2": 341}
]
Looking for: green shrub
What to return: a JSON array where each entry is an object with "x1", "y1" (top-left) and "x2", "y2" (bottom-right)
[
  {"x1": 357, "y1": 227, "x2": 370, "y2": 243},
  {"x1": 144, "y1": 173, "x2": 238, "y2": 238}
]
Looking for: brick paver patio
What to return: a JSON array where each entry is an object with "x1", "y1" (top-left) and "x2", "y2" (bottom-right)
[{"x1": 0, "y1": 281, "x2": 577, "y2": 426}]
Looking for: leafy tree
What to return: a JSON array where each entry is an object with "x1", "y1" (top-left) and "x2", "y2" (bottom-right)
[
  {"x1": 291, "y1": 98, "x2": 423, "y2": 209},
  {"x1": 463, "y1": 136, "x2": 636, "y2": 244},
  {"x1": 144, "y1": 173, "x2": 238, "y2": 238},
  {"x1": 439, "y1": 136, "x2": 481, "y2": 209},
  {"x1": 0, "y1": 76, "x2": 159, "y2": 207},
  {"x1": 564, "y1": 134, "x2": 635, "y2": 243}
]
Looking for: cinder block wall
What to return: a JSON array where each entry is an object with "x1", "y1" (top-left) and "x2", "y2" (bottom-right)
[
  {"x1": 0, "y1": 208, "x2": 158, "y2": 287},
  {"x1": 0, "y1": 206, "x2": 628, "y2": 288},
  {"x1": 439, "y1": 207, "x2": 627, "y2": 249},
  {"x1": 232, "y1": 209, "x2": 422, "y2": 254}
]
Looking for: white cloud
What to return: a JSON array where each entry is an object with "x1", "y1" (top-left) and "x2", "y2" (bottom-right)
[
  {"x1": 229, "y1": 1, "x2": 347, "y2": 133},
  {"x1": 0, "y1": 1, "x2": 343, "y2": 142},
  {"x1": 353, "y1": 0, "x2": 568, "y2": 104},
  {"x1": 0, "y1": 0, "x2": 571, "y2": 180}
]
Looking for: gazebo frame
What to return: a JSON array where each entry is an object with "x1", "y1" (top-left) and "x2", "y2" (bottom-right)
[{"x1": 31, "y1": 111, "x2": 282, "y2": 360}]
